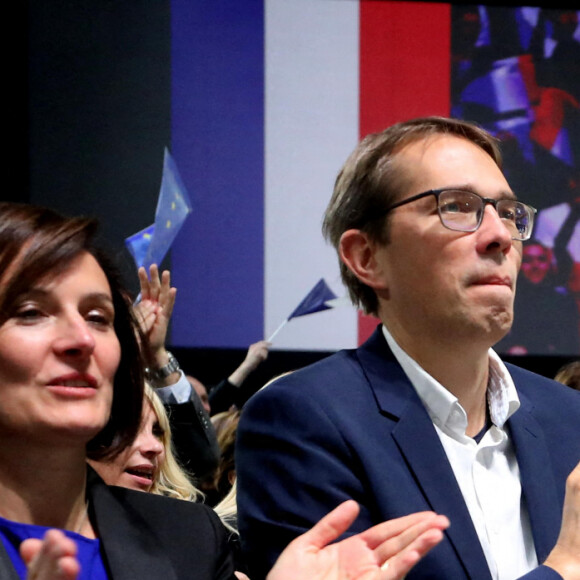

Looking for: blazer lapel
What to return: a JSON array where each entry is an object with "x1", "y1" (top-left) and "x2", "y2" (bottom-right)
[
  {"x1": 357, "y1": 328, "x2": 492, "y2": 580},
  {"x1": 87, "y1": 470, "x2": 178, "y2": 580},
  {"x1": 393, "y1": 413, "x2": 492, "y2": 580},
  {"x1": 507, "y1": 383, "x2": 562, "y2": 563}
]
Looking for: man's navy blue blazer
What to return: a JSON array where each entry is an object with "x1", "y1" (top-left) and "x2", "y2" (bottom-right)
[{"x1": 236, "y1": 326, "x2": 580, "y2": 580}]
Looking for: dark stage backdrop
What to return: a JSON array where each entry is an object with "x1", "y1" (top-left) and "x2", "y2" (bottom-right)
[{"x1": 24, "y1": 0, "x2": 171, "y2": 296}]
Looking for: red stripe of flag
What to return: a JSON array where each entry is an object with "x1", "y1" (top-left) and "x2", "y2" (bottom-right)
[{"x1": 358, "y1": 0, "x2": 451, "y2": 344}]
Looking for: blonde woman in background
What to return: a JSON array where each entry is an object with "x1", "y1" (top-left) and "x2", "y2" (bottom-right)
[
  {"x1": 89, "y1": 383, "x2": 238, "y2": 535},
  {"x1": 88, "y1": 383, "x2": 202, "y2": 502}
]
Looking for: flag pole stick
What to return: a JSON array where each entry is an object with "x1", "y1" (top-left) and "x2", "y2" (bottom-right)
[{"x1": 267, "y1": 319, "x2": 288, "y2": 342}]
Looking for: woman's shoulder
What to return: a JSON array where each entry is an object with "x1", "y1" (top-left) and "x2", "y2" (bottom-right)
[
  {"x1": 88, "y1": 480, "x2": 235, "y2": 579},
  {"x1": 88, "y1": 469, "x2": 223, "y2": 535},
  {"x1": 109, "y1": 484, "x2": 218, "y2": 521}
]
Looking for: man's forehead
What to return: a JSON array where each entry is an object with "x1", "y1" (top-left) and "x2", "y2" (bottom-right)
[
  {"x1": 391, "y1": 133, "x2": 512, "y2": 197},
  {"x1": 389, "y1": 134, "x2": 458, "y2": 184},
  {"x1": 383, "y1": 135, "x2": 454, "y2": 201},
  {"x1": 394, "y1": 132, "x2": 482, "y2": 163}
]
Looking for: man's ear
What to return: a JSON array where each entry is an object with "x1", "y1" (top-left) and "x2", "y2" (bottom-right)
[{"x1": 339, "y1": 229, "x2": 388, "y2": 290}]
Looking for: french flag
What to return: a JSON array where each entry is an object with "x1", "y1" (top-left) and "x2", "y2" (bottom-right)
[{"x1": 170, "y1": 0, "x2": 450, "y2": 351}]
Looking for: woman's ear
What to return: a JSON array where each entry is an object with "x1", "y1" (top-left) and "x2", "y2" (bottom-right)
[{"x1": 339, "y1": 229, "x2": 388, "y2": 290}]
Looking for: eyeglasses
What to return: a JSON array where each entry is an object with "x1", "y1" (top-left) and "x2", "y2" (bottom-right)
[{"x1": 380, "y1": 188, "x2": 537, "y2": 241}]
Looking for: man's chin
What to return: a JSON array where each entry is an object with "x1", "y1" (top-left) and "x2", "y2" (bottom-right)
[{"x1": 486, "y1": 310, "x2": 514, "y2": 344}]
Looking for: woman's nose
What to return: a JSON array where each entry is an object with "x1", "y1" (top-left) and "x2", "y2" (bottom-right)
[
  {"x1": 140, "y1": 433, "x2": 164, "y2": 458},
  {"x1": 53, "y1": 315, "x2": 96, "y2": 357}
]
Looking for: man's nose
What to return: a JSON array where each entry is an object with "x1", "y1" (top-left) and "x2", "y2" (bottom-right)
[{"x1": 476, "y1": 204, "x2": 513, "y2": 253}]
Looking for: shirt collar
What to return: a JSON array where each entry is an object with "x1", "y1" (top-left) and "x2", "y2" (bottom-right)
[{"x1": 381, "y1": 325, "x2": 520, "y2": 433}]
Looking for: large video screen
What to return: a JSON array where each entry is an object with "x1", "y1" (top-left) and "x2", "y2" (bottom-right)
[
  {"x1": 169, "y1": 1, "x2": 580, "y2": 356},
  {"x1": 451, "y1": 5, "x2": 580, "y2": 355}
]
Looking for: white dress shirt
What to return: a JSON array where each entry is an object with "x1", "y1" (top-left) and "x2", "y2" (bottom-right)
[
  {"x1": 155, "y1": 371, "x2": 192, "y2": 404},
  {"x1": 382, "y1": 326, "x2": 538, "y2": 579}
]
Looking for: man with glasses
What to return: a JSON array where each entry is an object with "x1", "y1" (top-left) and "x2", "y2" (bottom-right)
[{"x1": 237, "y1": 117, "x2": 580, "y2": 579}]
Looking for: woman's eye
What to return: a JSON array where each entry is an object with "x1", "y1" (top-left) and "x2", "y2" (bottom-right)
[
  {"x1": 14, "y1": 306, "x2": 45, "y2": 322},
  {"x1": 86, "y1": 309, "x2": 114, "y2": 327},
  {"x1": 153, "y1": 423, "x2": 165, "y2": 439}
]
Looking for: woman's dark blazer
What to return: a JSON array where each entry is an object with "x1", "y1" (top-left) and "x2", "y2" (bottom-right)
[{"x1": 0, "y1": 469, "x2": 236, "y2": 580}]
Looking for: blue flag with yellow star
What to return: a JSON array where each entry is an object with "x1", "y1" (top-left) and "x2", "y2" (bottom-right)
[
  {"x1": 125, "y1": 148, "x2": 192, "y2": 270},
  {"x1": 125, "y1": 224, "x2": 156, "y2": 270}
]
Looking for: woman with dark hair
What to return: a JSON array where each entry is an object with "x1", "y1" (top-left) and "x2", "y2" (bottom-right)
[
  {"x1": 0, "y1": 202, "x2": 234, "y2": 579},
  {"x1": 0, "y1": 202, "x2": 145, "y2": 460},
  {"x1": 0, "y1": 203, "x2": 448, "y2": 580}
]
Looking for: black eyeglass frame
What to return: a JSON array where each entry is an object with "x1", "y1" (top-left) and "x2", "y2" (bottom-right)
[{"x1": 379, "y1": 188, "x2": 537, "y2": 241}]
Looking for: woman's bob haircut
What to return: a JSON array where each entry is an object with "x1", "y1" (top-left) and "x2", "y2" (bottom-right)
[{"x1": 0, "y1": 202, "x2": 145, "y2": 459}]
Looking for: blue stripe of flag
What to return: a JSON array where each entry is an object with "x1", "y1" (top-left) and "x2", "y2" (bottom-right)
[{"x1": 170, "y1": 0, "x2": 265, "y2": 347}]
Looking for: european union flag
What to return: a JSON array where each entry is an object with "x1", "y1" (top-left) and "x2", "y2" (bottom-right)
[
  {"x1": 125, "y1": 224, "x2": 156, "y2": 270},
  {"x1": 125, "y1": 148, "x2": 193, "y2": 271}
]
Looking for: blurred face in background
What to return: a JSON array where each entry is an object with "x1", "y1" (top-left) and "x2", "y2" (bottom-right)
[
  {"x1": 90, "y1": 400, "x2": 165, "y2": 492},
  {"x1": 187, "y1": 375, "x2": 211, "y2": 415},
  {"x1": 521, "y1": 243, "x2": 552, "y2": 284}
]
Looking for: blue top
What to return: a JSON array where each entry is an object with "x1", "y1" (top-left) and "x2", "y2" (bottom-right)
[{"x1": 0, "y1": 515, "x2": 109, "y2": 579}]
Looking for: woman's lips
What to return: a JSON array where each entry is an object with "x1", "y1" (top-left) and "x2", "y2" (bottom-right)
[
  {"x1": 124, "y1": 465, "x2": 155, "y2": 490},
  {"x1": 46, "y1": 373, "x2": 99, "y2": 398},
  {"x1": 47, "y1": 373, "x2": 98, "y2": 388}
]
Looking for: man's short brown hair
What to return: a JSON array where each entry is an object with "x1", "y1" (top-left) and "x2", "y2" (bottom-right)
[{"x1": 322, "y1": 116, "x2": 502, "y2": 315}]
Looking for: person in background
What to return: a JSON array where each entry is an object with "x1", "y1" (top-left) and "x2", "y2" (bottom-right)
[
  {"x1": 88, "y1": 383, "x2": 202, "y2": 501},
  {"x1": 554, "y1": 360, "x2": 580, "y2": 391},
  {"x1": 187, "y1": 375, "x2": 212, "y2": 415},
  {"x1": 136, "y1": 266, "x2": 269, "y2": 484},
  {"x1": 204, "y1": 340, "x2": 271, "y2": 415},
  {"x1": 134, "y1": 266, "x2": 221, "y2": 483},
  {"x1": 203, "y1": 409, "x2": 240, "y2": 507},
  {"x1": 89, "y1": 383, "x2": 244, "y2": 572},
  {"x1": 0, "y1": 202, "x2": 234, "y2": 579},
  {"x1": 236, "y1": 116, "x2": 580, "y2": 579},
  {"x1": 185, "y1": 340, "x2": 271, "y2": 418},
  {"x1": 497, "y1": 239, "x2": 580, "y2": 354},
  {"x1": 88, "y1": 382, "x2": 239, "y2": 534}
]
